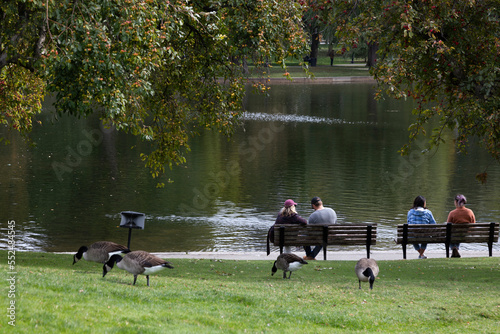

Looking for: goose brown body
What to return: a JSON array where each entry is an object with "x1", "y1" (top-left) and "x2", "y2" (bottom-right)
[
  {"x1": 355, "y1": 258, "x2": 379, "y2": 289},
  {"x1": 271, "y1": 253, "x2": 308, "y2": 279},
  {"x1": 73, "y1": 241, "x2": 130, "y2": 265},
  {"x1": 103, "y1": 250, "x2": 174, "y2": 286}
]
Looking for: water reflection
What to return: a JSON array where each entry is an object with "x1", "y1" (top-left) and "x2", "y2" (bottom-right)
[
  {"x1": 242, "y1": 111, "x2": 378, "y2": 125},
  {"x1": 1, "y1": 83, "x2": 499, "y2": 253}
]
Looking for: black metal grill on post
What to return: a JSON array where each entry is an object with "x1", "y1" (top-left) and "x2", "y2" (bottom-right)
[{"x1": 119, "y1": 211, "x2": 145, "y2": 249}]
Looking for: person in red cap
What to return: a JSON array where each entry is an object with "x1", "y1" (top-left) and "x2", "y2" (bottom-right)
[
  {"x1": 275, "y1": 199, "x2": 307, "y2": 225},
  {"x1": 267, "y1": 199, "x2": 307, "y2": 254}
]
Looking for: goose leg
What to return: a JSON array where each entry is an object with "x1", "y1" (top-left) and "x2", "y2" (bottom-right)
[
  {"x1": 288, "y1": 272, "x2": 292, "y2": 279},
  {"x1": 133, "y1": 275, "x2": 138, "y2": 285},
  {"x1": 146, "y1": 275, "x2": 150, "y2": 287},
  {"x1": 282, "y1": 271, "x2": 286, "y2": 279},
  {"x1": 359, "y1": 280, "x2": 362, "y2": 289}
]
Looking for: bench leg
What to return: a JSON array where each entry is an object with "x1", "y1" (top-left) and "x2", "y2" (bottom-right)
[
  {"x1": 366, "y1": 225, "x2": 372, "y2": 259},
  {"x1": 402, "y1": 224, "x2": 408, "y2": 259},
  {"x1": 488, "y1": 223, "x2": 495, "y2": 257},
  {"x1": 323, "y1": 246, "x2": 327, "y2": 261}
]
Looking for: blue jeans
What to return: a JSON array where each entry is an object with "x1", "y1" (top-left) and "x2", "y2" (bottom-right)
[
  {"x1": 304, "y1": 245, "x2": 322, "y2": 258},
  {"x1": 413, "y1": 243, "x2": 427, "y2": 251}
]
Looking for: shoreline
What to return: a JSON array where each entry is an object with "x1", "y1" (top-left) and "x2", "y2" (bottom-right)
[
  {"x1": 56, "y1": 250, "x2": 499, "y2": 261},
  {"x1": 246, "y1": 76, "x2": 376, "y2": 85}
]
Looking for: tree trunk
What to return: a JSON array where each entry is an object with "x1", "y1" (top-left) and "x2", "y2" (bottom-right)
[
  {"x1": 309, "y1": 32, "x2": 320, "y2": 67},
  {"x1": 367, "y1": 42, "x2": 378, "y2": 68}
]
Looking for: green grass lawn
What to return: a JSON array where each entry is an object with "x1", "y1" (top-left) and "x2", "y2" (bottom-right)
[
  {"x1": 2, "y1": 251, "x2": 499, "y2": 333},
  {"x1": 246, "y1": 44, "x2": 371, "y2": 78},
  {"x1": 248, "y1": 63, "x2": 370, "y2": 78}
]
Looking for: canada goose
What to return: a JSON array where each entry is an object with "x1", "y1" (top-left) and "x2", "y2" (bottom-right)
[
  {"x1": 271, "y1": 253, "x2": 308, "y2": 279},
  {"x1": 355, "y1": 258, "x2": 379, "y2": 290},
  {"x1": 102, "y1": 250, "x2": 174, "y2": 286},
  {"x1": 73, "y1": 241, "x2": 130, "y2": 265}
]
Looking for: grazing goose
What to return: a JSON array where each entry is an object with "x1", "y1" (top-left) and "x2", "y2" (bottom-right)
[
  {"x1": 73, "y1": 241, "x2": 130, "y2": 265},
  {"x1": 102, "y1": 250, "x2": 174, "y2": 286},
  {"x1": 271, "y1": 253, "x2": 308, "y2": 279},
  {"x1": 355, "y1": 258, "x2": 379, "y2": 290}
]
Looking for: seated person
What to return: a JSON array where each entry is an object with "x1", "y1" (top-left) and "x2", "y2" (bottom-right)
[
  {"x1": 267, "y1": 199, "x2": 306, "y2": 254},
  {"x1": 304, "y1": 197, "x2": 337, "y2": 260},
  {"x1": 447, "y1": 194, "x2": 475, "y2": 258},
  {"x1": 407, "y1": 195, "x2": 436, "y2": 259}
]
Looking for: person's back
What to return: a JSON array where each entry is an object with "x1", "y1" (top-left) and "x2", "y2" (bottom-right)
[
  {"x1": 407, "y1": 208, "x2": 436, "y2": 225},
  {"x1": 275, "y1": 213, "x2": 307, "y2": 225},
  {"x1": 303, "y1": 197, "x2": 337, "y2": 260},
  {"x1": 447, "y1": 207, "x2": 475, "y2": 224},
  {"x1": 308, "y1": 207, "x2": 337, "y2": 225}
]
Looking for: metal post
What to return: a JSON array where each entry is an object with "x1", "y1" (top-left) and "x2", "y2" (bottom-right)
[{"x1": 127, "y1": 228, "x2": 132, "y2": 250}]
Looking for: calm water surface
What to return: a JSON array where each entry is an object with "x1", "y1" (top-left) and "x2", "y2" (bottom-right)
[{"x1": 1, "y1": 83, "x2": 499, "y2": 254}]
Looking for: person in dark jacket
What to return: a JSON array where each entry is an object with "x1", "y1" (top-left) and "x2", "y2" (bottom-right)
[{"x1": 267, "y1": 199, "x2": 307, "y2": 255}]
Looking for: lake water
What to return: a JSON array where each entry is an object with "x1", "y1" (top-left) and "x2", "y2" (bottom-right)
[{"x1": 1, "y1": 82, "x2": 499, "y2": 254}]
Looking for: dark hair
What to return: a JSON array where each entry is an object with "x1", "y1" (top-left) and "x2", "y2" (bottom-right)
[
  {"x1": 455, "y1": 194, "x2": 467, "y2": 207},
  {"x1": 311, "y1": 197, "x2": 322, "y2": 205},
  {"x1": 412, "y1": 195, "x2": 426, "y2": 209}
]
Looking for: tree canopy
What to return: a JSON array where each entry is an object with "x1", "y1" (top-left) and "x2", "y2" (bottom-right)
[
  {"x1": 1, "y1": 0, "x2": 308, "y2": 183},
  {"x1": 327, "y1": 0, "x2": 500, "y2": 179},
  {"x1": 3, "y1": 0, "x2": 499, "y2": 182}
]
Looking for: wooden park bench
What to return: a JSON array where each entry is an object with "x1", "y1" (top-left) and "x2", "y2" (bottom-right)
[
  {"x1": 396, "y1": 223, "x2": 499, "y2": 259},
  {"x1": 268, "y1": 223, "x2": 377, "y2": 260}
]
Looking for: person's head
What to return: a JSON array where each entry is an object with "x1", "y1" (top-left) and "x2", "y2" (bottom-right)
[
  {"x1": 311, "y1": 196, "x2": 323, "y2": 209},
  {"x1": 454, "y1": 194, "x2": 467, "y2": 207},
  {"x1": 284, "y1": 199, "x2": 297, "y2": 208},
  {"x1": 412, "y1": 195, "x2": 426, "y2": 209},
  {"x1": 280, "y1": 199, "x2": 298, "y2": 217}
]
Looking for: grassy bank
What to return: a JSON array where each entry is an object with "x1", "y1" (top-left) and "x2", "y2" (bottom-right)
[
  {"x1": 2, "y1": 251, "x2": 499, "y2": 333},
  {"x1": 248, "y1": 62, "x2": 370, "y2": 78},
  {"x1": 247, "y1": 44, "x2": 371, "y2": 78}
]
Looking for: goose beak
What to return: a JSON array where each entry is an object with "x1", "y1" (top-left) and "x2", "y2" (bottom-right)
[
  {"x1": 369, "y1": 277, "x2": 375, "y2": 290},
  {"x1": 102, "y1": 264, "x2": 110, "y2": 277}
]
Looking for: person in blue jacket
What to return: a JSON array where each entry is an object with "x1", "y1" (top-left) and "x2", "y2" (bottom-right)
[{"x1": 407, "y1": 195, "x2": 437, "y2": 259}]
